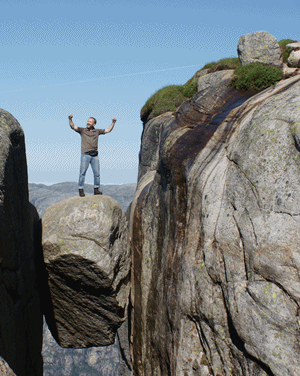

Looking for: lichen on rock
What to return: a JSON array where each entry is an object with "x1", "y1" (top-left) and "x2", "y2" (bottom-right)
[{"x1": 237, "y1": 30, "x2": 283, "y2": 68}]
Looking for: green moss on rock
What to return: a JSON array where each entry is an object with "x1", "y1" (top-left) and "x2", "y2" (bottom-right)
[
  {"x1": 140, "y1": 81, "x2": 197, "y2": 124},
  {"x1": 201, "y1": 57, "x2": 241, "y2": 73}
]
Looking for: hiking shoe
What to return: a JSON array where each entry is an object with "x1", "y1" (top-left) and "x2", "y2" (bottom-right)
[
  {"x1": 94, "y1": 188, "x2": 102, "y2": 195},
  {"x1": 79, "y1": 189, "x2": 85, "y2": 197}
]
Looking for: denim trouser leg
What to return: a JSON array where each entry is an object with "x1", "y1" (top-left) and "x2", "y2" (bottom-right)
[
  {"x1": 78, "y1": 153, "x2": 100, "y2": 189},
  {"x1": 78, "y1": 153, "x2": 91, "y2": 189},
  {"x1": 91, "y1": 156, "x2": 100, "y2": 188}
]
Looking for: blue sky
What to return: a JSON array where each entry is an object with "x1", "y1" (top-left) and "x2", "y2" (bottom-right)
[{"x1": 1, "y1": 0, "x2": 299, "y2": 185}]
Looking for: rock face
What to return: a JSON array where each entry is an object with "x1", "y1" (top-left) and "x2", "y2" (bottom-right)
[
  {"x1": 128, "y1": 71, "x2": 300, "y2": 375},
  {"x1": 0, "y1": 109, "x2": 43, "y2": 375},
  {"x1": 197, "y1": 69, "x2": 234, "y2": 92},
  {"x1": 42, "y1": 195, "x2": 130, "y2": 348},
  {"x1": 237, "y1": 31, "x2": 283, "y2": 68}
]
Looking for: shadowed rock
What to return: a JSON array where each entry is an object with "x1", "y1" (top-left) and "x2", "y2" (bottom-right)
[
  {"x1": 128, "y1": 72, "x2": 300, "y2": 375},
  {"x1": 42, "y1": 195, "x2": 130, "y2": 348},
  {"x1": 0, "y1": 109, "x2": 43, "y2": 375},
  {"x1": 238, "y1": 30, "x2": 283, "y2": 68}
]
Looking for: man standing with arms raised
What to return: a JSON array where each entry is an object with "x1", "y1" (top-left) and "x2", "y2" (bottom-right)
[{"x1": 69, "y1": 114, "x2": 117, "y2": 197}]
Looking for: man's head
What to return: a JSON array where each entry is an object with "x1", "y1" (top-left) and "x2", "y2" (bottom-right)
[{"x1": 87, "y1": 117, "x2": 97, "y2": 128}]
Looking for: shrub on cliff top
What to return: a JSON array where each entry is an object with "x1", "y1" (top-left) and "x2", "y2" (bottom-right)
[
  {"x1": 229, "y1": 62, "x2": 283, "y2": 93},
  {"x1": 140, "y1": 79, "x2": 197, "y2": 124}
]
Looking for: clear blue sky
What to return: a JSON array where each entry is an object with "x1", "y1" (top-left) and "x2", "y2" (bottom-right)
[{"x1": 1, "y1": 0, "x2": 299, "y2": 185}]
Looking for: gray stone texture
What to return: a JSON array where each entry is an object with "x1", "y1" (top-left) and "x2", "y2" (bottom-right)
[
  {"x1": 128, "y1": 73, "x2": 300, "y2": 375},
  {"x1": 286, "y1": 42, "x2": 300, "y2": 50},
  {"x1": 138, "y1": 111, "x2": 174, "y2": 183},
  {"x1": 0, "y1": 109, "x2": 43, "y2": 375},
  {"x1": 42, "y1": 195, "x2": 130, "y2": 348},
  {"x1": 288, "y1": 50, "x2": 300, "y2": 68},
  {"x1": 237, "y1": 30, "x2": 283, "y2": 68},
  {"x1": 197, "y1": 69, "x2": 234, "y2": 92}
]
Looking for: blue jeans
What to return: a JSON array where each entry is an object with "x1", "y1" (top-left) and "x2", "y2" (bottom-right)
[{"x1": 78, "y1": 153, "x2": 100, "y2": 189}]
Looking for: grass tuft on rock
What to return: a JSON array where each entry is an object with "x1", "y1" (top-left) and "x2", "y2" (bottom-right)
[
  {"x1": 278, "y1": 39, "x2": 297, "y2": 63},
  {"x1": 201, "y1": 57, "x2": 241, "y2": 73},
  {"x1": 140, "y1": 79, "x2": 197, "y2": 124},
  {"x1": 229, "y1": 62, "x2": 283, "y2": 93}
]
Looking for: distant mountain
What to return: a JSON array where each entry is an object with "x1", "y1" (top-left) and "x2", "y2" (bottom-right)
[
  {"x1": 29, "y1": 182, "x2": 136, "y2": 217},
  {"x1": 29, "y1": 182, "x2": 136, "y2": 376}
]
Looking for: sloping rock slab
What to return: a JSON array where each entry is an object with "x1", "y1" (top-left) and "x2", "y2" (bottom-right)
[
  {"x1": 238, "y1": 30, "x2": 282, "y2": 68},
  {"x1": 42, "y1": 195, "x2": 130, "y2": 348}
]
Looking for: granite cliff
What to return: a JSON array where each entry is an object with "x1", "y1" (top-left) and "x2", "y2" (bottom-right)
[{"x1": 125, "y1": 32, "x2": 300, "y2": 375}]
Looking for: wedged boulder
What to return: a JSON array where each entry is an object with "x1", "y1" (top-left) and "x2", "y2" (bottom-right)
[
  {"x1": 42, "y1": 195, "x2": 130, "y2": 348},
  {"x1": 129, "y1": 73, "x2": 300, "y2": 375},
  {"x1": 237, "y1": 30, "x2": 283, "y2": 68},
  {"x1": 0, "y1": 109, "x2": 43, "y2": 376}
]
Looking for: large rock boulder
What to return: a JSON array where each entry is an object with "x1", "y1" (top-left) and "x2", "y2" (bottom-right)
[
  {"x1": 0, "y1": 109, "x2": 43, "y2": 375},
  {"x1": 42, "y1": 195, "x2": 130, "y2": 348},
  {"x1": 128, "y1": 72, "x2": 300, "y2": 375},
  {"x1": 237, "y1": 30, "x2": 283, "y2": 68}
]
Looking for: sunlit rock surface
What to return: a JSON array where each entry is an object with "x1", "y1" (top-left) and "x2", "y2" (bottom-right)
[
  {"x1": 237, "y1": 30, "x2": 283, "y2": 68},
  {"x1": 42, "y1": 195, "x2": 130, "y2": 348},
  {"x1": 128, "y1": 75, "x2": 300, "y2": 375}
]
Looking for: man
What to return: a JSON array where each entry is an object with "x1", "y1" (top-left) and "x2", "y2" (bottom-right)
[{"x1": 68, "y1": 114, "x2": 117, "y2": 197}]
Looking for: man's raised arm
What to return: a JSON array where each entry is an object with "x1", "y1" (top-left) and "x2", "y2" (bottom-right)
[
  {"x1": 68, "y1": 114, "x2": 79, "y2": 131},
  {"x1": 104, "y1": 117, "x2": 117, "y2": 134}
]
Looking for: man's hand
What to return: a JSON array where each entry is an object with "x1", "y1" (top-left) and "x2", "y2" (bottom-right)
[
  {"x1": 104, "y1": 117, "x2": 117, "y2": 134},
  {"x1": 69, "y1": 114, "x2": 78, "y2": 131}
]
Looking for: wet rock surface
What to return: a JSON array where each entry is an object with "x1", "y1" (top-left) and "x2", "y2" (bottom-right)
[
  {"x1": 42, "y1": 195, "x2": 130, "y2": 348},
  {"x1": 0, "y1": 109, "x2": 43, "y2": 375},
  {"x1": 128, "y1": 74, "x2": 300, "y2": 375}
]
